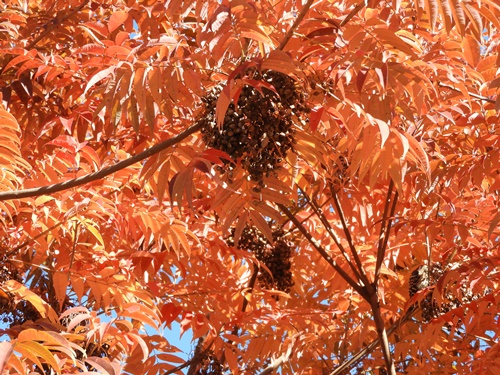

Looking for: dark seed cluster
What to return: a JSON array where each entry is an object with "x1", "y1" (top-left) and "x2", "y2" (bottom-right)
[
  {"x1": 197, "y1": 350, "x2": 224, "y2": 375},
  {"x1": 199, "y1": 70, "x2": 308, "y2": 187},
  {"x1": 0, "y1": 256, "x2": 27, "y2": 325},
  {"x1": 409, "y1": 263, "x2": 482, "y2": 323},
  {"x1": 227, "y1": 225, "x2": 294, "y2": 294}
]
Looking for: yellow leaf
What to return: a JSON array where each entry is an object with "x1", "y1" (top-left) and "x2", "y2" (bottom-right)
[
  {"x1": 15, "y1": 342, "x2": 60, "y2": 373},
  {"x1": 81, "y1": 219, "x2": 105, "y2": 247}
]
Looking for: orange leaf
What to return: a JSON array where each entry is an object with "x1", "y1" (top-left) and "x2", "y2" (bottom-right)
[
  {"x1": 249, "y1": 209, "x2": 273, "y2": 244},
  {"x1": 52, "y1": 272, "x2": 69, "y2": 311},
  {"x1": 462, "y1": 34, "x2": 480, "y2": 67},
  {"x1": 108, "y1": 10, "x2": 128, "y2": 33},
  {"x1": 224, "y1": 347, "x2": 239, "y2": 375},
  {"x1": 0, "y1": 342, "x2": 13, "y2": 374}
]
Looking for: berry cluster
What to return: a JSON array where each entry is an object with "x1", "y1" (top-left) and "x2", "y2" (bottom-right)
[
  {"x1": 197, "y1": 350, "x2": 224, "y2": 375},
  {"x1": 227, "y1": 226, "x2": 294, "y2": 294},
  {"x1": 409, "y1": 263, "x2": 481, "y2": 322},
  {"x1": 199, "y1": 70, "x2": 308, "y2": 187}
]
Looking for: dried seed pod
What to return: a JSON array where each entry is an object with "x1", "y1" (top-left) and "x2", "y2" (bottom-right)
[
  {"x1": 227, "y1": 226, "x2": 294, "y2": 296},
  {"x1": 198, "y1": 69, "x2": 308, "y2": 188}
]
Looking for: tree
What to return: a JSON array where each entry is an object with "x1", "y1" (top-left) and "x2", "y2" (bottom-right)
[{"x1": 0, "y1": 0, "x2": 499, "y2": 373}]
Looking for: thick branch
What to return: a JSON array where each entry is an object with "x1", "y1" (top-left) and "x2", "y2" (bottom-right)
[
  {"x1": 0, "y1": 123, "x2": 202, "y2": 201},
  {"x1": 277, "y1": 204, "x2": 367, "y2": 299},
  {"x1": 165, "y1": 339, "x2": 213, "y2": 375},
  {"x1": 369, "y1": 293, "x2": 396, "y2": 375},
  {"x1": 186, "y1": 336, "x2": 206, "y2": 375}
]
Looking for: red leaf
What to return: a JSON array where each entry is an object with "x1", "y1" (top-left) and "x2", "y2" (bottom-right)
[
  {"x1": 201, "y1": 148, "x2": 233, "y2": 165},
  {"x1": 356, "y1": 69, "x2": 367, "y2": 92},
  {"x1": 46, "y1": 135, "x2": 87, "y2": 153},
  {"x1": 179, "y1": 312, "x2": 193, "y2": 337},
  {"x1": 309, "y1": 106, "x2": 324, "y2": 132}
]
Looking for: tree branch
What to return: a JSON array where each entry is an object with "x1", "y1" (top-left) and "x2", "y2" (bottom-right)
[
  {"x1": 374, "y1": 180, "x2": 397, "y2": 285},
  {"x1": 277, "y1": 203, "x2": 367, "y2": 299},
  {"x1": 27, "y1": 1, "x2": 90, "y2": 50},
  {"x1": 368, "y1": 293, "x2": 396, "y2": 375},
  {"x1": 0, "y1": 122, "x2": 202, "y2": 201},
  {"x1": 330, "y1": 187, "x2": 370, "y2": 288},
  {"x1": 297, "y1": 186, "x2": 363, "y2": 281},
  {"x1": 340, "y1": 1, "x2": 366, "y2": 27},
  {"x1": 165, "y1": 339, "x2": 213, "y2": 375},
  {"x1": 219, "y1": 264, "x2": 259, "y2": 365},
  {"x1": 329, "y1": 309, "x2": 413, "y2": 375},
  {"x1": 437, "y1": 82, "x2": 496, "y2": 104},
  {"x1": 277, "y1": 0, "x2": 315, "y2": 51}
]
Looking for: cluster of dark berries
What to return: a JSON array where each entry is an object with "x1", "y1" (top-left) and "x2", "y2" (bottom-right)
[
  {"x1": 197, "y1": 350, "x2": 224, "y2": 375},
  {"x1": 409, "y1": 263, "x2": 481, "y2": 322},
  {"x1": 0, "y1": 256, "x2": 24, "y2": 324},
  {"x1": 199, "y1": 70, "x2": 308, "y2": 187},
  {"x1": 227, "y1": 225, "x2": 294, "y2": 294}
]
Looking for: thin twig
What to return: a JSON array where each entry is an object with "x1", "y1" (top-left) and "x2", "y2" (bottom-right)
[
  {"x1": 297, "y1": 186, "x2": 363, "y2": 281},
  {"x1": 219, "y1": 264, "x2": 259, "y2": 365},
  {"x1": 340, "y1": 1, "x2": 367, "y2": 27},
  {"x1": 277, "y1": 0, "x2": 315, "y2": 50},
  {"x1": 438, "y1": 82, "x2": 496, "y2": 104},
  {"x1": 27, "y1": 1, "x2": 90, "y2": 50},
  {"x1": 374, "y1": 180, "x2": 396, "y2": 285},
  {"x1": 277, "y1": 203, "x2": 367, "y2": 299},
  {"x1": 0, "y1": 122, "x2": 202, "y2": 201},
  {"x1": 330, "y1": 187, "x2": 370, "y2": 288}
]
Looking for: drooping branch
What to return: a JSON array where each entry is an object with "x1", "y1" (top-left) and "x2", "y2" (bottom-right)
[
  {"x1": 0, "y1": 122, "x2": 202, "y2": 201},
  {"x1": 277, "y1": 203, "x2": 367, "y2": 299}
]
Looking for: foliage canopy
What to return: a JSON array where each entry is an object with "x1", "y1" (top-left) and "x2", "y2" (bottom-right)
[{"x1": 0, "y1": 0, "x2": 499, "y2": 374}]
